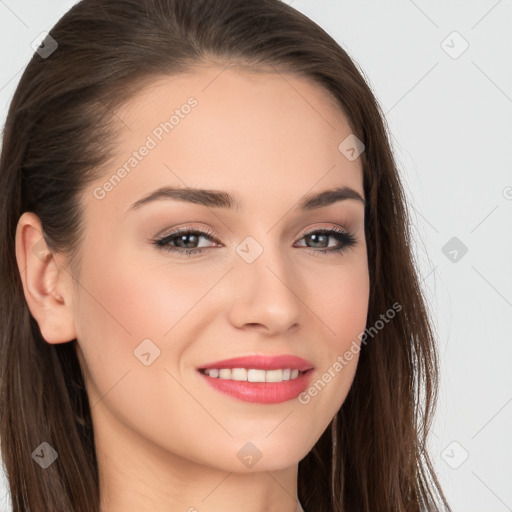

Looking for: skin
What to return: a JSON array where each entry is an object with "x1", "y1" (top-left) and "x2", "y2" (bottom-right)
[{"x1": 15, "y1": 65, "x2": 370, "y2": 512}]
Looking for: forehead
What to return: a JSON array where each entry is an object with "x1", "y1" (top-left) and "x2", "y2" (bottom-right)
[{"x1": 88, "y1": 66, "x2": 363, "y2": 215}]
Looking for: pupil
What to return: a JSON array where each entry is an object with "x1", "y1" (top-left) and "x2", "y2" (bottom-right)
[
  {"x1": 309, "y1": 233, "x2": 327, "y2": 248},
  {"x1": 179, "y1": 234, "x2": 197, "y2": 248}
]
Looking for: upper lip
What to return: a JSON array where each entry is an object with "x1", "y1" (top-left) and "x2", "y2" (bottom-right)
[{"x1": 198, "y1": 354, "x2": 314, "y2": 372}]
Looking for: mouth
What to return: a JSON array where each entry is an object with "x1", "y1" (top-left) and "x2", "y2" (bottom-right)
[
  {"x1": 198, "y1": 367, "x2": 309, "y2": 382},
  {"x1": 196, "y1": 354, "x2": 314, "y2": 404}
]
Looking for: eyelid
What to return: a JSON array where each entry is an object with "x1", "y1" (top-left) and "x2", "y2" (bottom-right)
[
  {"x1": 298, "y1": 223, "x2": 351, "y2": 237},
  {"x1": 156, "y1": 224, "x2": 220, "y2": 242}
]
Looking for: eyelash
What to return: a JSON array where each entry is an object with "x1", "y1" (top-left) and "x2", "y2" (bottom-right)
[{"x1": 152, "y1": 225, "x2": 357, "y2": 258}]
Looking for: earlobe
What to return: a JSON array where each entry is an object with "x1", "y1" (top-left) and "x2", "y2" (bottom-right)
[{"x1": 14, "y1": 212, "x2": 77, "y2": 344}]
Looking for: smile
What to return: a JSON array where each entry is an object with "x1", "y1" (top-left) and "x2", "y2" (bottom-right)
[{"x1": 200, "y1": 368, "x2": 304, "y2": 382}]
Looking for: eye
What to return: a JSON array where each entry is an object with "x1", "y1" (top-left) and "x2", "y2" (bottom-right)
[
  {"x1": 152, "y1": 225, "x2": 357, "y2": 257},
  {"x1": 295, "y1": 226, "x2": 357, "y2": 255},
  {"x1": 152, "y1": 226, "x2": 220, "y2": 257}
]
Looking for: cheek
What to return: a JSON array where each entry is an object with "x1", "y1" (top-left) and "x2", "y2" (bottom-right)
[
  {"x1": 75, "y1": 249, "x2": 203, "y2": 347},
  {"x1": 72, "y1": 243, "x2": 222, "y2": 404},
  {"x1": 71, "y1": 249, "x2": 175, "y2": 401},
  {"x1": 306, "y1": 255, "x2": 370, "y2": 348},
  {"x1": 327, "y1": 263, "x2": 369, "y2": 380},
  {"x1": 296, "y1": 257, "x2": 369, "y2": 422}
]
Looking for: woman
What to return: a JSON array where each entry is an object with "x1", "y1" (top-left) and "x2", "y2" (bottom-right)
[{"x1": 0, "y1": 0, "x2": 452, "y2": 511}]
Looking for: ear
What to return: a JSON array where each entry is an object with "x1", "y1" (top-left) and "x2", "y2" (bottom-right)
[{"x1": 15, "y1": 212, "x2": 77, "y2": 344}]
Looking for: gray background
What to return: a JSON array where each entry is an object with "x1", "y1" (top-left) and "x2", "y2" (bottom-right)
[{"x1": 1, "y1": 1, "x2": 511, "y2": 511}]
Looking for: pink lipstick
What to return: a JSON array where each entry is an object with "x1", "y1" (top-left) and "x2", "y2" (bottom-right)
[{"x1": 197, "y1": 354, "x2": 314, "y2": 404}]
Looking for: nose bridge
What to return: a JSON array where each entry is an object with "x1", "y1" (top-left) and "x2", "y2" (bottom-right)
[{"x1": 227, "y1": 232, "x2": 302, "y2": 332}]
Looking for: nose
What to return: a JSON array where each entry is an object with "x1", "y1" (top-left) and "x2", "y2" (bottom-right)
[{"x1": 226, "y1": 240, "x2": 302, "y2": 335}]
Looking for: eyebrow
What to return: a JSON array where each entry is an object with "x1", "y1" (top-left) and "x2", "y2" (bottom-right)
[{"x1": 126, "y1": 185, "x2": 365, "y2": 213}]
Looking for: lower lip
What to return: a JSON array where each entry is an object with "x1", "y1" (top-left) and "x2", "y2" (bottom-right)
[{"x1": 198, "y1": 370, "x2": 313, "y2": 404}]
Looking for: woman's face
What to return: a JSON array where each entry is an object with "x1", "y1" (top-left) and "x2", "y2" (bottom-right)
[{"x1": 71, "y1": 66, "x2": 369, "y2": 473}]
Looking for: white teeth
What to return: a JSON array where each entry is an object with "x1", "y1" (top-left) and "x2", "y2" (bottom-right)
[
  {"x1": 248, "y1": 369, "x2": 266, "y2": 382},
  {"x1": 219, "y1": 369, "x2": 231, "y2": 379},
  {"x1": 203, "y1": 367, "x2": 304, "y2": 382},
  {"x1": 265, "y1": 369, "x2": 283, "y2": 382},
  {"x1": 231, "y1": 368, "x2": 247, "y2": 381}
]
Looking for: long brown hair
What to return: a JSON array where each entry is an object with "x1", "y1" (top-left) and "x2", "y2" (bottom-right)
[{"x1": 0, "y1": 1, "x2": 451, "y2": 510}]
